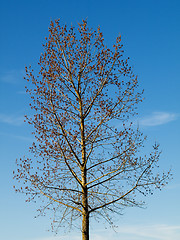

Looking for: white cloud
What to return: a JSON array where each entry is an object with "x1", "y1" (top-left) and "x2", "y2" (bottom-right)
[
  {"x1": 139, "y1": 112, "x2": 177, "y2": 126},
  {"x1": 0, "y1": 113, "x2": 24, "y2": 126},
  {"x1": 27, "y1": 235, "x2": 81, "y2": 240},
  {"x1": 27, "y1": 237, "x2": 60, "y2": 240},
  {"x1": 25, "y1": 224, "x2": 180, "y2": 240},
  {"x1": 117, "y1": 224, "x2": 180, "y2": 240}
]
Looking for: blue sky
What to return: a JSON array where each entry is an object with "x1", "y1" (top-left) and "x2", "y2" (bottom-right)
[{"x1": 0, "y1": 0, "x2": 180, "y2": 240}]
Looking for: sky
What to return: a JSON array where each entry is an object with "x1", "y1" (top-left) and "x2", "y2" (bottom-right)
[{"x1": 0, "y1": 0, "x2": 180, "y2": 239}]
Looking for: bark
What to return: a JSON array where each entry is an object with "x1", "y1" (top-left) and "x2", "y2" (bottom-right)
[
  {"x1": 82, "y1": 183, "x2": 89, "y2": 240},
  {"x1": 80, "y1": 94, "x2": 89, "y2": 240}
]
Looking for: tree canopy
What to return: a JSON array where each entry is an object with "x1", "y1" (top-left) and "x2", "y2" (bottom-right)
[{"x1": 14, "y1": 19, "x2": 171, "y2": 240}]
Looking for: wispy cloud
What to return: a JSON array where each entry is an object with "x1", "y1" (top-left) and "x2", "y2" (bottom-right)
[
  {"x1": 25, "y1": 224, "x2": 180, "y2": 240},
  {"x1": 117, "y1": 224, "x2": 180, "y2": 240},
  {"x1": 27, "y1": 237, "x2": 59, "y2": 240},
  {"x1": 27, "y1": 237, "x2": 60, "y2": 240},
  {"x1": 0, "y1": 69, "x2": 25, "y2": 84},
  {"x1": 139, "y1": 112, "x2": 177, "y2": 127},
  {"x1": 27, "y1": 235, "x2": 81, "y2": 240},
  {"x1": 17, "y1": 90, "x2": 27, "y2": 95},
  {"x1": 0, "y1": 113, "x2": 25, "y2": 126},
  {"x1": 166, "y1": 183, "x2": 180, "y2": 190},
  {"x1": 0, "y1": 131, "x2": 34, "y2": 142}
]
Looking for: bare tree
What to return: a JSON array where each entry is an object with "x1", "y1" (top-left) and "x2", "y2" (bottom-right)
[{"x1": 14, "y1": 19, "x2": 171, "y2": 240}]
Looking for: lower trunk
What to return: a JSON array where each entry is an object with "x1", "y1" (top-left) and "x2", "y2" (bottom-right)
[
  {"x1": 82, "y1": 171, "x2": 89, "y2": 240},
  {"x1": 82, "y1": 209, "x2": 89, "y2": 240}
]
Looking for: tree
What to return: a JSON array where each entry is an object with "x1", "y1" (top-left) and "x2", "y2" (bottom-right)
[{"x1": 14, "y1": 19, "x2": 171, "y2": 240}]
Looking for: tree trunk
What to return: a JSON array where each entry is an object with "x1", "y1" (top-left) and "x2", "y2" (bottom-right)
[
  {"x1": 80, "y1": 103, "x2": 89, "y2": 240},
  {"x1": 82, "y1": 200, "x2": 89, "y2": 240},
  {"x1": 81, "y1": 168, "x2": 89, "y2": 240}
]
